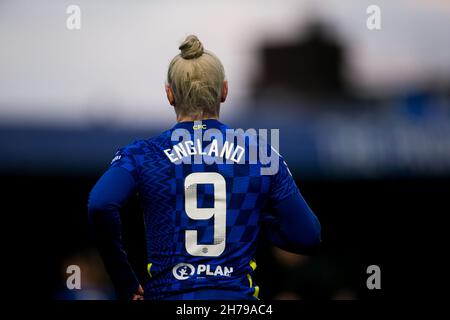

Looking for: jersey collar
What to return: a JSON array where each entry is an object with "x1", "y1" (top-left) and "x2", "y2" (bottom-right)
[{"x1": 172, "y1": 119, "x2": 226, "y2": 131}]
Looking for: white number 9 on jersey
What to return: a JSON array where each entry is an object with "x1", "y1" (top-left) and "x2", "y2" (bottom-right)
[{"x1": 184, "y1": 172, "x2": 226, "y2": 257}]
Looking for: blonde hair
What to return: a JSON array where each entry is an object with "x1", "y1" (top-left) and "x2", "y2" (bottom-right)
[{"x1": 167, "y1": 35, "x2": 225, "y2": 118}]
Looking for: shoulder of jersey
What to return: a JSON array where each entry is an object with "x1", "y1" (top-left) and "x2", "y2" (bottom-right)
[{"x1": 120, "y1": 130, "x2": 173, "y2": 156}]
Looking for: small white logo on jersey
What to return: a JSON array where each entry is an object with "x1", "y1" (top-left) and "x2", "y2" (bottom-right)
[
  {"x1": 111, "y1": 154, "x2": 122, "y2": 164},
  {"x1": 172, "y1": 263, "x2": 195, "y2": 280}
]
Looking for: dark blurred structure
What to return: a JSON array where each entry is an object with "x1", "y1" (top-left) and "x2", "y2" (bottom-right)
[{"x1": 253, "y1": 22, "x2": 349, "y2": 103}]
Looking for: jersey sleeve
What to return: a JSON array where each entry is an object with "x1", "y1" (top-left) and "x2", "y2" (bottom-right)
[
  {"x1": 88, "y1": 166, "x2": 139, "y2": 299},
  {"x1": 264, "y1": 152, "x2": 322, "y2": 253},
  {"x1": 269, "y1": 154, "x2": 299, "y2": 204},
  {"x1": 110, "y1": 146, "x2": 139, "y2": 181}
]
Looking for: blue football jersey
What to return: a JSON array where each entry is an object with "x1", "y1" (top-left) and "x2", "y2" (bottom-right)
[{"x1": 110, "y1": 119, "x2": 298, "y2": 300}]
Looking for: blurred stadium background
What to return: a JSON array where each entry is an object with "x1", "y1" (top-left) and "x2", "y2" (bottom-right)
[{"x1": 1, "y1": 0, "x2": 449, "y2": 300}]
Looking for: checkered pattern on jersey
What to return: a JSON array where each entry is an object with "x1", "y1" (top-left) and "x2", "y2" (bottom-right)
[{"x1": 172, "y1": 161, "x2": 271, "y2": 262}]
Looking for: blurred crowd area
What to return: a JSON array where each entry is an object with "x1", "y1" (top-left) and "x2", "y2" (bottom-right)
[{"x1": 1, "y1": 0, "x2": 449, "y2": 299}]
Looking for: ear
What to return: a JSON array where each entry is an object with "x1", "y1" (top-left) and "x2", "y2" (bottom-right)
[
  {"x1": 165, "y1": 84, "x2": 175, "y2": 106},
  {"x1": 221, "y1": 81, "x2": 228, "y2": 103}
]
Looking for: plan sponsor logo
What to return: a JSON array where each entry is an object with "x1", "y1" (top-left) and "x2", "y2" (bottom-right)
[{"x1": 172, "y1": 263, "x2": 233, "y2": 280}]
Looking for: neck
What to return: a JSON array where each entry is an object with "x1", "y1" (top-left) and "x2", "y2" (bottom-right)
[{"x1": 177, "y1": 115, "x2": 219, "y2": 122}]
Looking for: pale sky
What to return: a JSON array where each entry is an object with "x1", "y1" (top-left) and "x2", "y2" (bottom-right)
[{"x1": 0, "y1": 0, "x2": 449, "y2": 127}]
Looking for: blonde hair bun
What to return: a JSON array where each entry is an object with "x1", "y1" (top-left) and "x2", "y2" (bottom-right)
[
  {"x1": 179, "y1": 35, "x2": 204, "y2": 60},
  {"x1": 168, "y1": 34, "x2": 225, "y2": 118}
]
